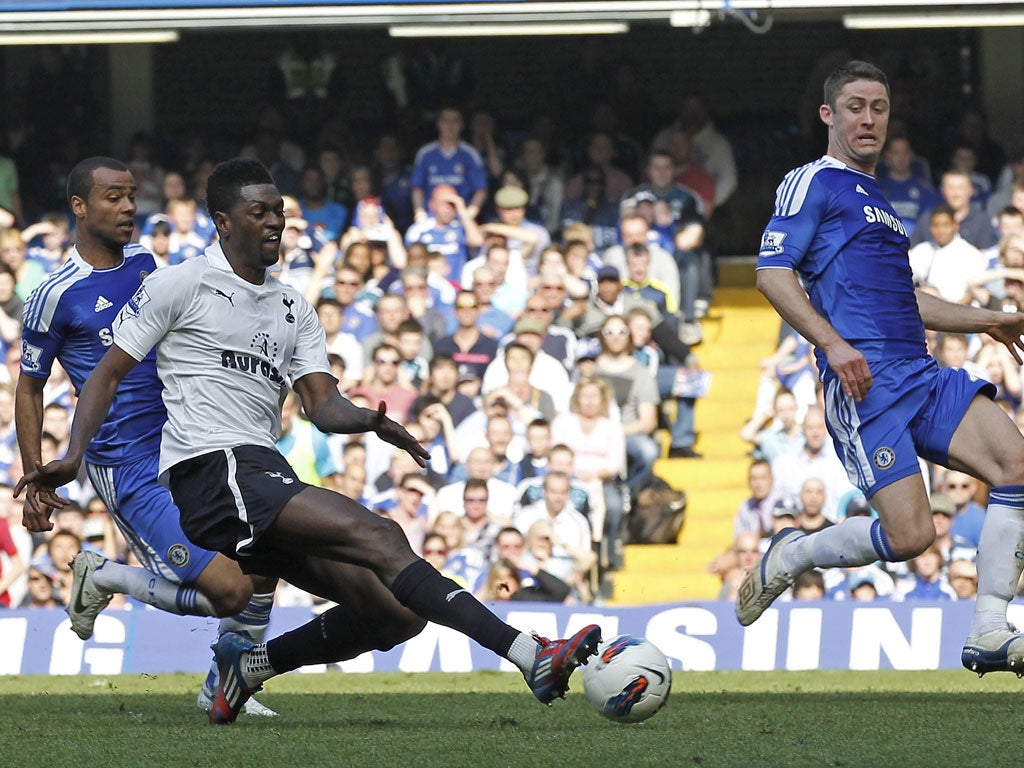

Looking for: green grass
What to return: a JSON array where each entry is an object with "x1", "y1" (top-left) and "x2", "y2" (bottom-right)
[{"x1": 4, "y1": 671, "x2": 1024, "y2": 767}]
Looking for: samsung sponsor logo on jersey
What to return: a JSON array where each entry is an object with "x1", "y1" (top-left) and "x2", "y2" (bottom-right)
[
  {"x1": 220, "y1": 350, "x2": 286, "y2": 385},
  {"x1": 759, "y1": 230, "x2": 787, "y2": 256},
  {"x1": 863, "y1": 205, "x2": 908, "y2": 236}
]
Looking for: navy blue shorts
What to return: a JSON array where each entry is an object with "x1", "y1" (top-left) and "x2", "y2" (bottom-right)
[
  {"x1": 167, "y1": 445, "x2": 308, "y2": 571},
  {"x1": 824, "y1": 357, "x2": 994, "y2": 497},
  {"x1": 87, "y1": 453, "x2": 217, "y2": 584}
]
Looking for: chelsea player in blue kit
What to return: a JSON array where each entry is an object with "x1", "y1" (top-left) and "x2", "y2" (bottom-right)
[
  {"x1": 737, "y1": 61, "x2": 1024, "y2": 676},
  {"x1": 16, "y1": 157, "x2": 278, "y2": 715}
]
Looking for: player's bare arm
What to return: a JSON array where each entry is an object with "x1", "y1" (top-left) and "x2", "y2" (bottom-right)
[
  {"x1": 14, "y1": 373, "x2": 54, "y2": 531},
  {"x1": 757, "y1": 267, "x2": 873, "y2": 400},
  {"x1": 293, "y1": 371, "x2": 430, "y2": 467},
  {"x1": 916, "y1": 288, "x2": 1024, "y2": 364},
  {"x1": 15, "y1": 345, "x2": 140, "y2": 510}
]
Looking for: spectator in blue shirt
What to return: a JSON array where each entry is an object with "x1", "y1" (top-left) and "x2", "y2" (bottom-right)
[
  {"x1": 299, "y1": 165, "x2": 348, "y2": 242},
  {"x1": 411, "y1": 106, "x2": 488, "y2": 224}
]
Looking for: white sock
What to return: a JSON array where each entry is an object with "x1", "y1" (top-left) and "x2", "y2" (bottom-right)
[
  {"x1": 205, "y1": 592, "x2": 276, "y2": 695},
  {"x1": 92, "y1": 560, "x2": 216, "y2": 616},
  {"x1": 971, "y1": 487, "x2": 1024, "y2": 637},
  {"x1": 781, "y1": 517, "x2": 889, "y2": 576},
  {"x1": 242, "y1": 643, "x2": 277, "y2": 688},
  {"x1": 218, "y1": 591, "x2": 274, "y2": 642},
  {"x1": 508, "y1": 632, "x2": 540, "y2": 675}
]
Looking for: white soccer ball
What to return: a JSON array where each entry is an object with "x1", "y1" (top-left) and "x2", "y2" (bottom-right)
[{"x1": 582, "y1": 634, "x2": 671, "y2": 723}]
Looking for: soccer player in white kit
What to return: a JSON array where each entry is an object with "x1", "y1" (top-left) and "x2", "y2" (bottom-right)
[
  {"x1": 17, "y1": 156, "x2": 277, "y2": 716},
  {"x1": 22, "y1": 158, "x2": 601, "y2": 724}
]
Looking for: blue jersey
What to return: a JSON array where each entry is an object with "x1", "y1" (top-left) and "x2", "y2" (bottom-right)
[
  {"x1": 20, "y1": 245, "x2": 165, "y2": 465},
  {"x1": 405, "y1": 217, "x2": 470, "y2": 276},
  {"x1": 410, "y1": 141, "x2": 488, "y2": 203},
  {"x1": 757, "y1": 156, "x2": 927, "y2": 379},
  {"x1": 875, "y1": 175, "x2": 941, "y2": 236}
]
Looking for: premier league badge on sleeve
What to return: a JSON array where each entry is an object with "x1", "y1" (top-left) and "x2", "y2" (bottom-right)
[
  {"x1": 760, "y1": 230, "x2": 787, "y2": 256},
  {"x1": 124, "y1": 285, "x2": 152, "y2": 317},
  {"x1": 21, "y1": 340, "x2": 43, "y2": 372}
]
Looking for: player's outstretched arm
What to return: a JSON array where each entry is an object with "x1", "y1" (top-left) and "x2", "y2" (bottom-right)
[
  {"x1": 294, "y1": 372, "x2": 431, "y2": 467},
  {"x1": 15, "y1": 345, "x2": 140, "y2": 512},
  {"x1": 756, "y1": 267, "x2": 873, "y2": 401},
  {"x1": 915, "y1": 288, "x2": 1024, "y2": 364},
  {"x1": 14, "y1": 373, "x2": 55, "y2": 531}
]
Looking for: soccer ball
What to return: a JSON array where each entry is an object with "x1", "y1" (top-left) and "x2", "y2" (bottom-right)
[{"x1": 582, "y1": 634, "x2": 671, "y2": 723}]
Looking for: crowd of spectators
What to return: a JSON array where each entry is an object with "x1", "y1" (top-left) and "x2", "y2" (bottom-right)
[
  {"x1": 716, "y1": 116, "x2": 1024, "y2": 606},
  {"x1": 2, "y1": 75, "x2": 1019, "y2": 612},
  {"x1": 0, "y1": 92, "x2": 735, "y2": 609}
]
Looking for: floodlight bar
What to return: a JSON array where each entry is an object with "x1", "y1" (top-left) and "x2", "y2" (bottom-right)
[
  {"x1": 389, "y1": 21, "x2": 629, "y2": 36},
  {"x1": 669, "y1": 10, "x2": 713, "y2": 26},
  {"x1": 0, "y1": 30, "x2": 180, "y2": 44},
  {"x1": 844, "y1": 11, "x2": 1024, "y2": 28}
]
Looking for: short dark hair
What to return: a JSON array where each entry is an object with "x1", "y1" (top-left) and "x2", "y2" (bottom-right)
[
  {"x1": 931, "y1": 202, "x2": 956, "y2": 220},
  {"x1": 496, "y1": 526, "x2": 523, "y2": 542},
  {"x1": 823, "y1": 60, "x2": 890, "y2": 109},
  {"x1": 626, "y1": 243, "x2": 649, "y2": 259},
  {"x1": 67, "y1": 156, "x2": 129, "y2": 206},
  {"x1": 205, "y1": 158, "x2": 274, "y2": 220},
  {"x1": 464, "y1": 478, "x2": 488, "y2": 497},
  {"x1": 371, "y1": 342, "x2": 399, "y2": 360},
  {"x1": 430, "y1": 354, "x2": 457, "y2": 371},
  {"x1": 397, "y1": 318, "x2": 423, "y2": 336},
  {"x1": 317, "y1": 297, "x2": 343, "y2": 312},
  {"x1": 504, "y1": 341, "x2": 534, "y2": 364}
]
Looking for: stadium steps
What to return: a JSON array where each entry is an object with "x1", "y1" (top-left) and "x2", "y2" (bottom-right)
[{"x1": 609, "y1": 262, "x2": 784, "y2": 604}]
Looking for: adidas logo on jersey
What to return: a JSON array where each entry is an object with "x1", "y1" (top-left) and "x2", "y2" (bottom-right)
[
  {"x1": 855, "y1": 184, "x2": 869, "y2": 195},
  {"x1": 94, "y1": 296, "x2": 114, "y2": 312}
]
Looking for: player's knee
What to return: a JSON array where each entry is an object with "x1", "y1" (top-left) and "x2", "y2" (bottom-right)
[
  {"x1": 887, "y1": 528, "x2": 935, "y2": 561},
  {"x1": 207, "y1": 579, "x2": 254, "y2": 617},
  {"x1": 993, "y1": 452, "x2": 1024, "y2": 487},
  {"x1": 367, "y1": 513, "x2": 413, "y2": 553},
  {"x1": 371, "y1": 615, "x2": 427, "y2": 651}
]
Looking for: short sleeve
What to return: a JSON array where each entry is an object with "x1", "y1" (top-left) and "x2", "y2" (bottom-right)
[
  {"x1": 112, "y1": 266, "x2": 190, "y2": 362},
  {"x1": 467, "y1": 155, "x2": 488, "y2": 195},
  {"x1": 20, "y1": 313, "x2": 62, "y2": 380},
  {"x1": 410, "y1": 149, "x2": 428, "y2": 189},
  {"x1": 286, "y1": 295, "x2": 332, "y2": 383},
  {"x1": 757, "y1": 173, "x2": 828, "y2": 272},
  {"x1": 632, "y1": 368, "x2": 660, "y2": 406}
]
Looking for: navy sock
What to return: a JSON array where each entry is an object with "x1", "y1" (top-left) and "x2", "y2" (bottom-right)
[
  {"x1": 391, "y1": 559, "x2": 520, "y2": 657},
  {"x1": 267, "y1": 606, "x2": 369, "y2": 673}
]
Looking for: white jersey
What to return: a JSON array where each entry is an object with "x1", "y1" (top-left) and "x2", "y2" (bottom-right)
[{"x1": 113, "y1": 242, "x2": 332, "y2": 481}]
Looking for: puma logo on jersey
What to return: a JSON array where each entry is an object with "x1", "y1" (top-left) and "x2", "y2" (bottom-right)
[
  {"x1": 94, "y1": 295, "x2": 113, "y2": 312},
  {"x1": 212, "y1": 288, "x2": 235, "y2": 306}
]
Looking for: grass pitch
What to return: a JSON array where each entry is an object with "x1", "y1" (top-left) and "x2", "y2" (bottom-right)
[{"x1": 3, "y1": 670, "x2": 1023, "y2": 768}]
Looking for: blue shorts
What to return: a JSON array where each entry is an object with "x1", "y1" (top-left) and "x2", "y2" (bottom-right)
[
  {"x1": 823, "y1": 357, "x2": 995, "y2": 498},
  {"x1": 86, "y1": 453, "x2": 217, "y2": 584}
]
